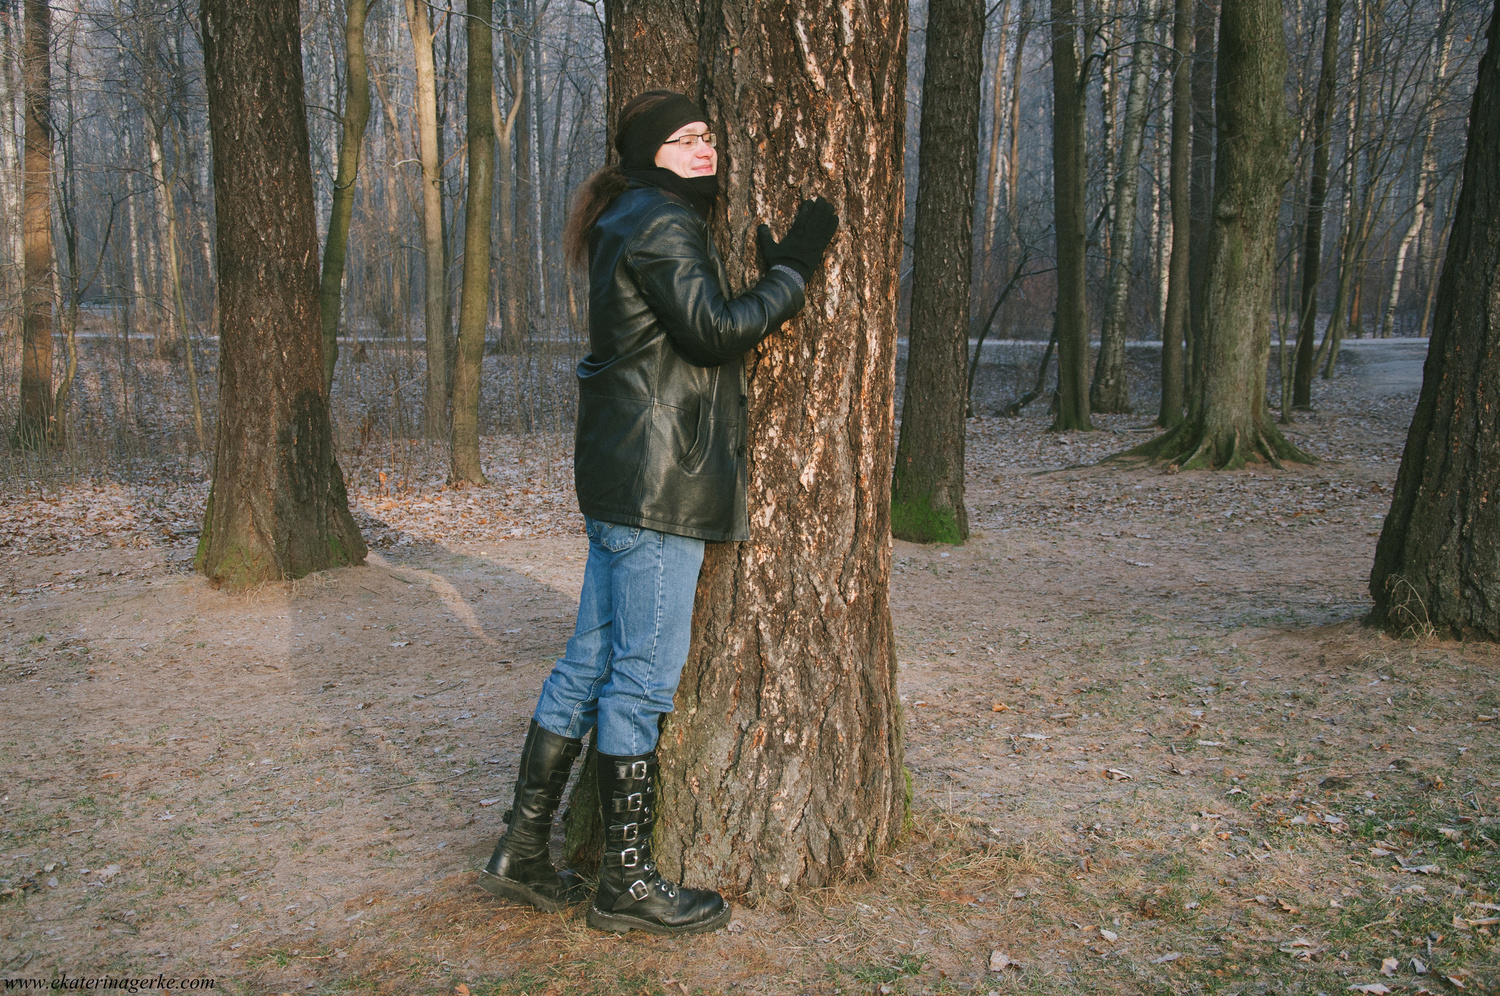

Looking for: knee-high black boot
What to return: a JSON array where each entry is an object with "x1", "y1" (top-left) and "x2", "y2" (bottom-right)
[
  {"x1": 478, "y1": 719, "x2": 591, "y2": 911},
  {"x1": 587, "y1": 750, "x2": 731, "y2": 935}
]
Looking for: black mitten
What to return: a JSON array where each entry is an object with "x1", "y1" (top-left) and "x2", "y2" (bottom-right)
[{"x1": 756, "y1": 196, "x2": 839, "y2": 282}]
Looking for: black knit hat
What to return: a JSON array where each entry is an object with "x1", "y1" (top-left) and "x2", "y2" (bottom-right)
[{"x1": 616, "y1": 91, "x2": 710, "y2": 169}]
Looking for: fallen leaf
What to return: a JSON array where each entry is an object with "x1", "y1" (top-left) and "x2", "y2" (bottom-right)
[
  {"x1": 454, "y1": 985, "x2": 471, "y2": 996},
  {"x1": 1105, "y1": 768, "x2": 1133, "y2": 781},
  {"x1": 1411, "y1": 957, "x2": 1428, "y2": 974},
  {"x1": 1348, "y1": 985, "x2": 1391, "y2": 995},
  {"x1": 1380, "y1": 957, "x2": 1399, "y2": 977},
  {"x1": 988, "y1": 950, "x2": 1020, "y2": 972},
  {"x1": 1151, "y1": 951, "x2": 1182, "y2": 964},
  {"x1": 1098, "y1": 928, "x2": 1118, "y2": 942},
  {"x1": 1279, "y1": 900, "x2": 1301, "y2": 915},
  {"x1": 478, "y1": 797, "x2": 503, "y2": 808},
  {"x1": 991, "y1": 701, "x2": 1009, "y2": 712}
]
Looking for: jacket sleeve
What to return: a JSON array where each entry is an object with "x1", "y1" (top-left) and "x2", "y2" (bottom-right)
[{"x1": 625, "y1": 202, "x2": 806, "y2": 367}]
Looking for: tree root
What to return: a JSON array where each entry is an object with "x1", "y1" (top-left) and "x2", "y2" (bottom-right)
[{"x1": 1108, "y1": 415, "x2": 1314, "y2": 470}]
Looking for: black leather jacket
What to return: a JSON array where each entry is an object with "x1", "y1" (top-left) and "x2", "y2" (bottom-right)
[{"x1": 574, "y1": 183, "x2": 805, "y2": 541}]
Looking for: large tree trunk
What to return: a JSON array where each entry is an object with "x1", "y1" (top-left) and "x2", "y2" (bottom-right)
[
  {"x1": 197, "y1": 0, "x2": 367, "y2": 589},
  {"x1": 1124, "y1": 0, "x2": 1310, "y2": 469},
  {"x1": 449, "y1": 0, "x2": 494, "y2": 485},
  {"x1": 405, "y1": 0, "x2": 448, "y2": 441},
  {"x1": 1370, "y1": 4, "x2": 1500, "y2": 640},
  {"x1": 892, "y1": 0, "x2": 983, "y2": 544},
  {"x1": 12, "y1": 0, "x2": 51, "y2": 451},
  {"x1": 1291, "y1": 0, "x2": 1342, "y2": 408},
  {"x1": 567, "y1": 0, "x2": 908, "y2": 894},
  {"x1": 1050, "y1": 0, "x2": 1092, "y2": 430},
  {"x1": 1090, "y1": 0, "x2": 1155, "y2": 414},
  {"x1": 319, "y1": 0, "x2": 372, "y2": 396},
  {"x1": 1158, "y1": 0, "x2": 1191, "y2": 426}
]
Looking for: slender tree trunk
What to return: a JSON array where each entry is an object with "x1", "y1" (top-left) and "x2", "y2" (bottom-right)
[
  {"x1": 1005, "y1": 0, "x2": 1030, "y2": 251},
  {"x1": 892, "y1": 0, "x2": 984, "y2": 544},
  {"x1": 564, "y1": 0, "x2": 908, "y2": 893},
  {"x1": 1291, "y1": 0, "x2": 1342, "y2": 407},
  {"x1": 1379, "y1": 14, "x2": 1449, "y2": 340},
  {"x1": 1124, "y1": 0, "x2": 1310, "y2": 469},
  {"x1": 511, "y1": 1, "x2": 537, "y2": 337},
  {"x1": 1417, "y1": 176, "x2": 1458, "y2": 339},
  {"x1": 982, "y1": 0, "x2": 1013, "y2": 287},
  {"x1": 1158, "y1": 0, "x2": 1192, "y2": 426},
  {"x1": 1090, "y1": 0, "x2": 1154, "y2": 414},
  {"x1": 150, "y1": 121, "x2": 208, "y2": 454},
  {"x1": 320, "y1": 0, "x2": 372, "y2": 396},
  {"x1": 1370, "y1": 4, "x2": 1500, "y2": 640},
  {"x1": 450, "y1": 0, "x2": 495, "y2": 485},
  {"x1": 1050, "y1": 0, "x2": 1093, "y2": 430},
  {"x1": 197, "y1": 0, "x2": 367, "y2": 589},
  {"x1": 493, "y1": 37, "x2": 525, "y2": 353},
  {"x1": 13, "y1": 0, "x2": 51, "y2": 451},
  {"x1": 1184, "y1": 0, "x2": 1217, "y2": 407},
  {"x1": 406, "y1": 0, "x2": 448, "y2": 440}
]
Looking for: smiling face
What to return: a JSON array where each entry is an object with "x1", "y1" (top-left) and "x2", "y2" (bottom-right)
[{"x1": 654, "y1": 121, "x2": 717, "y2": 178}]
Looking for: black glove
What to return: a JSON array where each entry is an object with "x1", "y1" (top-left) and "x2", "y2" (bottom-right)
[{"x1": 756, "y1": 196, "x2": 839, "y2": 283}]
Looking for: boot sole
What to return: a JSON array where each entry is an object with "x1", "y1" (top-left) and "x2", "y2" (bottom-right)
[
  {"x1": 476, "y1": 869, "x2": 577, "y2": 913},
  {"x1": 586, "y1": 901, "x2": 733, "y2": 936}
]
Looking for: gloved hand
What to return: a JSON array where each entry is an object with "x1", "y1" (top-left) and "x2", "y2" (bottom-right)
[{"x1": 756, "y1": 196, "x2": 839, "y2": 283}]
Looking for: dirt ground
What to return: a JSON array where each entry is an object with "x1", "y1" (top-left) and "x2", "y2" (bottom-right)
[{"x1": 1, "y1": 341, "x2": 1497, "y2": 995}]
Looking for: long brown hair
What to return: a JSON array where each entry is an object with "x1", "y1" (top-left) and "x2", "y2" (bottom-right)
[{"x1": 563, "y1": 90, "x2": 686, "y2": 269}]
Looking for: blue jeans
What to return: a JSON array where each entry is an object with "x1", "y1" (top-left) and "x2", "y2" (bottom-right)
[{"x1": 532, "y1": 517, "x2": 706, "y2": 756}]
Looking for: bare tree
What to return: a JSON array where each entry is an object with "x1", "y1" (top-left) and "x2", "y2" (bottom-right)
[
  {"x1": 197, "y1": 0, "x2": 366, "y2": 587},
  {"x1": 450, "y1": 0, "x2": 494, "y2": 485},
  {"x1": 1125, "y1": 0, "x2": 1311, "y2": 468},
  {"x1": 1158, "y1": 0, "x2": 1192, "y2": 426},
  {"x1": 1051, "y1": 0, "x2": 1093, "y2": 430},
  {"x1": 12, "y1": 0, "x2": 51, "y2": 450},
  {"x1": 1370, "y1": 1, "x2": 1500, "y2": 640},
  {"x1": 1090, "y1": 0, "x2": 1156, "y2": 414},
  {"x1": 564, "y1": 0, "x2": 908, "y2": 892},
  {"x1": 893, "y1": 0, "x2": 984, "y2": 543},
  {"x1": 406, "y1": 0, "x2": 449, "y2": 441},
  {"x1": 320, "y1": 0, "x2": 373, "y2": 395}
]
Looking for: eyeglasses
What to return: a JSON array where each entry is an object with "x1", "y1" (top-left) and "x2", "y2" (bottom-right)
[{"x1": 661, "y1": 132, "x2": 716, "y2": 150}]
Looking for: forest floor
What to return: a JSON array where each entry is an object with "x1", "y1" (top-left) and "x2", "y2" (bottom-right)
[{"x1": 1, "y1": 339, "x2": 1497, "y2": 996}]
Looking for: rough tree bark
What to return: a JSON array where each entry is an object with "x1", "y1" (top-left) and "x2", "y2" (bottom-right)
[
  {"x1": 1158, "y1": 0, "x2": 1191, "y2": 426},
  {"x1": 1050, "y1": 0, "x2": 1093, "y2": 430},
  {"x1": 1369, "y1": 5, "x2": 1500, "y2": 640},
  {"x1": 1090, "y1": 0, "x2": 1154, "y2": 414},
  {"x1": 1291, "y1": 0, "x2": 1342, "y2": 408},
  {"x1": 196, "y1": 0, "x2": 366, "y2": 589},
  {"x1": 450, "y1": 0, "x2": 494, "y2": 485},
  {"x1": 565, "y1": 0, "x2": 908, "y2": 894},
  {"x1": 319, "y1": 0, "x2": 372, "y2": 396},
  {"x1": 892, "y1": 0, "x2": 983, "y2": 544},
  {"x1": 1122, "y1": 0, "x2": 1311, "y2": 469},
  {"x1": 405, "y1": 0, "x2": 449, "y2": 441},
  {"x1": 12, "y1": 0, "x2": 51, "y2": 451}
]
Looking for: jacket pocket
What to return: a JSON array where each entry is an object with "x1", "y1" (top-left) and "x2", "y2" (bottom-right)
[{"x1": 653, "y1": 400, "x2": 712, "y2": 474}]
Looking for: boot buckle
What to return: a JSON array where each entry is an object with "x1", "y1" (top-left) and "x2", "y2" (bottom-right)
[
  {"x1": 620, "y1": 847, "x2": 640, "y2": 869},
  {"x1": 621, "y1": 822, "x2": 639, "y2": 842},
  {"x1": 628, "y1": 880, "x2": 649, "y2": 901},
  {"x1": 626, "y1": 792, "x2": 643, "y2": 811},
  {"x1": 628, "y1": 760, "x2": 648, "y2": 779}
]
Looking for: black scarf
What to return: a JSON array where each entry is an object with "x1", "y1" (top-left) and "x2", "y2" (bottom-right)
[{"x1": 622, "y1": 166, "x2": 719, "y2": 220}]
